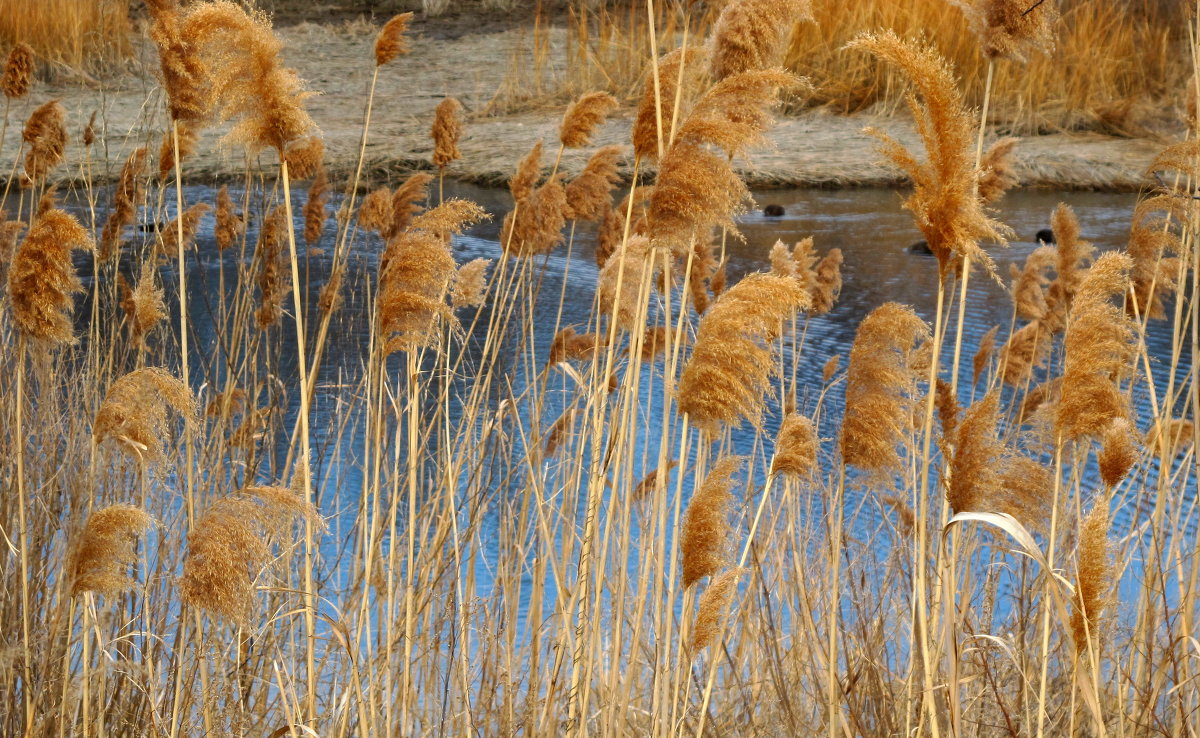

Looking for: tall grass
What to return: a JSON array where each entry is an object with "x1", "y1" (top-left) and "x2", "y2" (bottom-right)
[
  {"x1": 0, "y1": 0, "x2": 131, "y2": 73},
  {"x1": 0, "y1": 0, "x2": 1199, "y2": 735}
]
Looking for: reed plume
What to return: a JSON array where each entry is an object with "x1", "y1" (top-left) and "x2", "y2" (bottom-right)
[
  {"x1": 83, "y1": 111, "x2": 97, "y2": 147},
  {"x1": 950, "y1": 0, "x2": 1060, "y2": 62},
  {"x1": 681, "y1": 456, "x2": 741, "y2": 587},
  {"x1": 972, "y1": 325, "x2": 999, "y2": 385},
  {"x1": 284, "y1": 136, "x2": 324, "y2": 180},
  {"x1": 158, "y1": 121, "x2": 198, "y2": 179},
  {"x1": 161, "y1": 202, "x2": 210, "y2": 255},
  {"x1": 999, "y1": 320, "x2": 1049, "y2": 386},
  {"x1": 387, "y1": 172, "x2": 434, "y2": 238},
  {"x1": 632, "y1": 46, "x2": 706, "y2": 161},
  {"x1": 548, "y1": 326, "x2": 603, "y2": 366},
  {"x1": 146, "y1": 0, "x2": 211, "y2": 123},
  {"x1": 432, "y1": 97, "x2": 464, "y2": 170},
  {"x1": 21, "y1": 99, "x2": 67, "y2": 185},
  {"x1": 304, "y1": 167, "x2": 329, "y2": 245},
  {"x1": 359, "y1": 187, "x2": 395, "y2": 236},
  {"x1": 998, "y1": 455, "x2": 1052, "y2": 531},
  {"x1": 710, "y1": 0, "x2": 812, "y2": 80},
  {"x1": 597, "y1": 235, "x2": 657, "y2": 333},
  {"x1": 1056, "y1": 252, "x2": 1135, "y2": 442},
  {"x1": 690, "y1": 568, "x2": 744, "y2": 654},
  {"x1": 1070, "y1": 502, "x2": 1113, "y2": 653},
  {"x1": 8, "y1": 209, "x2": 93, "y2": 346},
  {"x1": 319, "y1": 264, "x2": 344, "y2": 316},
  {"x1": 633, "y1": 460, "x2": 679, "y2": 501},
  {"x1": 2, "y1": 42, "x2": 33, "y2": 99},
  {"x1": 100, "y1": 147, "x2": 148, "y2": 261},
  {"x1": 771, "y1": 413, "x2": 818, "y2": 479},
  {"x1": 560, "y1": 91, "x2": 618, "y2": 149},
  {"x1": 181, "y1": 485, "x2": 320, "y2": 625},
  {"x1": 687, "y1": 234, "x2": 720, "y2": 314},
  {"x1": 182, "y1": 1, "x2": 318, "y2": 156},
  {"x1": 69, "y1": 505, "x2": 154, "y2": 598},
  {"x1": 1098, "y1": 418, "x2": 1137, "y2": 488},
  {"x1": 977, "y1": 137, "x2": 1019, "y2": 205},
  {"x1": 377, "y1": 199, "x2": 488, "y2": 354},
  {"x1": 935, "y1": 378, "x2": 960, "y2": 446},
  {"x1": 1043, "y1": 203, "x2": 1094, "y2": 332},
  {"x1": 214, "y1": 184, "x2": 243, "y2": 251},
  {"x1": 451, "y1": 258, "x2": 491, "y2": 309},
  {"x1": 1146, "y1": 419, "x2": 1194, "y2": 453},
  {"x1": 565, "y1": 145, "x2": 623, "y2": 221},
  {"x1": 1127, "y1": 196, "x2": 1183, "y2": 320},
  {"x1": 1011, "y1": 245, "x2": 1055, "y2": 321},
  {"x1": 596, "y1": 186, "x2": 650, "y2": 267},
  {"x1": 123, "y1": 260, "x2": 167, "y2": 351},
  {"x1": 810, "y1": 248, "x2": 844, "y2": 315},
  {"x1": 850, "y1": 32, "x2": 1009, "y2": 277},
  {"x1": 544, "y1": 409, "x2": 577, "y2": 456},
  {"x1": 501, "y1": 178, "x2": 568, "y2": 257},
  {"x1": 375, "y1": 12, "x2": 414, "y2": 67},
  {"x1": 255, "y1": 206, "x2": 289, "y2": 330},
  {"x1": 823, "y1": 354, "x2": 840, "y2": 383},
  {"x1": 0, "y1": 216, "x2": 25, "y2": 284},
  {"x1": 678, "y1": 273, "x2": 809, "y2": 431},
  {"x1": 947, "y1": 392, "x2": 1004, "y2": 515},
  {"x1": 510, "y1": 140, "x2": 544, "y2": 202},
  {"x1": 93, "y1": 367, "x2": 197, "y2": 464},
  {"x1": 840, "y1": 302, "x2": 930, "y2": 480}
]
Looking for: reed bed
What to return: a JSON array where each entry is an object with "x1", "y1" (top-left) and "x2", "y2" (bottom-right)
[
  {"x1": 0, "y1": 0, "x2": 131, "y2": 73},
  {"x1": 0, "y1": 0, "x2": 1199, "y2": 736}
]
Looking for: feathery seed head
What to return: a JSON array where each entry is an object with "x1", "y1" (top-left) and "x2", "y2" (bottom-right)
[
  {"x1": 3, "y1": 43, "x2": 34, "y2": 99},
  {"x1": 690, "y1": 568, "x2": 745, "y2": 655},
  {"x1": 93, "y1": 368, "x2": 197, "y2": 464},
  {"x1": 560, "y1": 91, "x2": 618, "y2": 149},
  {"x1": 1098, "y1": 418, "x2": 1137, "y2": 488},
  {"x1": 565, "y1": 145, "x2": 623, "y2": 222},
  {"x1": 681, "y1": 456, "x2": 742, "y2": 587},
  {"x1": 8, "y1": 209, "x2": 93, "y2": 346},
  {"x1": 375, "y1": 12, "x2": 414, "y2": 66},
  {"x1": 432, "y1": 97, "x2": 464, "y2": 169},
  {"x1": 215, "y1": 185, "x2": 244, "y2": 251},
  {"x1": 70, "y1": 505, "x2": 154, "y2": 598},
  {"x1": 772, "y1": 413, "x2": 818, "y2": 479},
  {"x1": 21, "y1": 100, "x2": 67, "y2": 185},
  {"x1": 710, "y1": 0, "x2": 813, "y2": 81}
]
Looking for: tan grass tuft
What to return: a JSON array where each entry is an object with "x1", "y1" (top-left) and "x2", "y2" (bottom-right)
[
  {"x1": 632, "y1": 46, "x2": 706, "y2": 161},
  {"x1": 710, "y1": 0, "x2": 813, "y2": 80},
  {"x1": 8, "y1": 209, "x2": 93, "y2": 346},
  {"x1": 972, "y1": 325, "x2": 999, "y2": 385},
  {"x1": 681, "y1": 456, "x2": 742, "y2": 587},
  {"x1": 451, "y1": 258, "x2": 491, "y2": 309},
  {"x1": 303, "y1": 167, "x2": 329, "y2": 245},
  {"x1": 678, "y1": 273, "x2": 809, "y2": 431},
  {"x1": 21, "y1": 99, "x2": 67, "y2": 185},
  {"x1": 560, "y1": 91, "x2": 618, "y2": 149},
  {"x1": 1070, "y1": 502, "x2": 1113, "y2": 654},
  {"x1": 950, "y1": 0, "x2": 1060, "y2": 62},
  {"x1": 124, "y1": 260, "x2": 167, "y2": 351},
  {"x1": 93, "y1": 367, "x2": 197, "y2": 464},
  {"x1": 2, "y1": 42, "x2": 33, "y2": 99},
  {"x1": 690, "y1": 568, "x2": 745, "y2": 655},
  {"x1": 69, "y1": 505, "x2": 154, "y2": 598},
  {"x1": 1098, "y1": 418, "x2": 1137, "y2": 489},
  {"x1": 771, "y1": 413, "x2": 818, "y2": 479},
  {"x1": 840, "y1": 302, "x2": 930, "y2": 480},
  {"x1": 214, "y1": 185, "x2": 244, "y2": 251},
  {"x1": 374, "y1": 12, "x2": 414, "y2": 66},
  {"x1": 432, "y1": 97, "x2": 464, "y2": 169},
  {"x1": 255, "y1": 206, "x2": 289, "y2": 330},
  {"x1": 565, "y1": 145, "x2": 623, "y2": 221}
]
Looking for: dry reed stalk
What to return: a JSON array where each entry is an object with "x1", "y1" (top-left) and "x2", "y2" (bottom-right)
[
  {"x1": 709, "y1": 0, "x2": 812, "y2": 80},
  {"x1": 1056, "y1": 251, "x2": 1136, "y2": 443},
  {"x1": 678, "y1": 272, "x2": 809, "y2": 431},
  {"x1": 8, "y1": 208, "x2": 93, "y2": 346},
  {"x1": 20, "y1": 99, "x2": 66, "y2": 185},
  {"x1": 2, "y1": 42, "x2": 33, "y2": 99},
  {"x1": 123, "y1": 259, "x2": 167, "y2": 351},
  {"x1": 681, "y1": 456, "x2": 741, "y2": 587},
  {"x1": 100, "y1": 147, "x2": 147, "y2": 261},
  {"x1": 181, "y1": 486, "x2": 321, "y2": 625},
  {"x1": 1070, "y1": 503, "x2": 1113, "y2": 653},
  {"x1": 849, "y1": 32, "x2": 1009, "y2": 278},
  {"x1": 559, "y1": 91, "x2": 618, "y2": 148},
  {"x1": 689, "y1": 568, "x2": 745, "y2": 653},
  {"x1": 377, "y1": 199, "x2": 489, "y2": 354},
  {"x1": 214, "y1": 184, "x2": 243, "y2": 251},
  {"x1": 375, "y1": 12, "x2": 414, "y2": 67},
  {"x1": 93, "y1": 367, "x2": 197, "y2": 465},
  {"x1": 69, "y1": 505, "x2": 154, "y2": 598},
  {"x1": 771, "y1": 413, "x2": 818, "y2": 479},
  {"x1": 840, "y1": 302, "x2": 930, "y2": 480},
  {"x1": 564, "y1": 145, "x2": 623, "y2": 221},
  {"x1": 303, "y1": 167, "x2": 329, "y2": 246},
  {"x1": 950, "y1": 0, "x2": 1060, "y2": 62}
]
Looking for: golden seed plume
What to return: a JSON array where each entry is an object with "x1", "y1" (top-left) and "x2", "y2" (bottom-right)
[
  {"x1": 998, "y1": 454, "x2": 1052, "y2": 532},
  {"x1": 1146, "y1": 418, "x2": 1194, "y2": 454},
  {"x1": 451, "y1": 258, "x2": 490, "y2": 309},
  {"x1": 1098, "y1": 418, "x2": 1137, "y2": 489},
  {"x1": 510, "y1": 140, "x2": 544, "y2": 202},
  {"x1": 388, "y1": 172, "x2": 434, "y2": 238},
  {"x1": 840, "y1": 302, "x2": 930, "y2": 480},
  {"x1": 947, "y1": 392, "x2": 1005, "y2": 515},
  {"x1": 284, "y1": 136, "x2": 324, "y2": 179},
  {"x1": 303, "y1": 167, "x2": 328, "y2": 245},
  {"x1": 710, "y1": 0, "x2": 812, "y2": 80},
  {"x1": 375, "y1": 12, "x2": 414, "y2": 66},
  {"x1": 596, "y1": 186, "x2": 651, "y2": 267},
  {"x1": 158, "y1": 121, "x2": 198, "y2": 180},
  {"x1": 83, "y1": 111, "x2": 97, "y2": 147},
  {"x1": 850, "y1": 32, "x2": 1010, "y2": 278},
  {"x1": 565, "y1": 145, "x2": 623, "y2": 221},
  {"x1": 823, "y1": 354, "x2": 840, "y2": 383},
  {"x1": 147, "y1": 0, "x2": 211, "y2": 122},
  {"x1": 161, "y1": 202, "x2": 211, "y2": 255},
  {"x1": 681, "y1": 456, "x2": 742, "y2": 588},
  {"x1": 950, "y1": 0, "x2": 1060, "y2": 62},
  {"x1": 124, "y1": 259, "x2": 167, "y2": 351},
  {"x1": 678, "y1": 273, "x2": 809, "y2": 432},
  {"x1": 935, "y1": 378, "x2": 960, "y2": 448},
  {"x1": 1070, "y1": 502, "x2": 1113, "y2": 654},
  {"x1": 69, "y1": 505, "x2": 154, "y2": 598},
  {"x1": 432, "y1": 97, "x2": 464, "y2": 169},
  {"x1": 100, "y1": 148, "x2": 149, "y2": 261},
  {"x1": 0, "y1": 216, "x2": 26, "y2": 284},
  {"x1": 772, "y1": 413, "x2": 818, "y2": 479},
  {"x1": 2, "y1": 42, "x2": 34, "y2": 99},
  {"x1": 810, "y1": 248, "x2": 844, "y2": 315},
  {"x1": 999, "y1": 320, "x2": 1050, "y2": 386},
  {"x1": 377, "y1": 199, "x2": 489, "y2": 354},
  {"x1": 1043, "y1": 203, "x2": 1094, "y2": 332},
  {"x1": 502, "y1": 178, "x2": 568, "y2": 257},
  {"x1": 633, "y1": 460, "x2": 679, "y2": 501},
  {"x1": 597, "y1": 234, "x2": 658, "y2": 333},
  {"x1": 319, "y1": 263, "x2": 345, "y2": 316},
  {"x1": 21, "y1": 99, "x2": 67, "y2": 186},
  {"x1": 94, "y1": 368, "x2": 197, "y2": 464},
  {"x1": 632, "y1": 46, "x2": 706, "y2": 162},
  {"x1": 181, "y1": 486, "x2": 320, "y2": 625},
  {"x1": 255, "y1": 206, "x2": 289, "y2": 330},
  {"x1": 358, "y1": 187, "x2": 395, "y2": 236},
  {"x1": 1056, "y1": 252, "x2": 1136, "y2": 442},
  {"x1": 1020, "y1": 376, "x2": 1061, "y2": 423},
  {"x1": 977, "y1": 137, "x2": 1019, "y2": 205},
  {"x1": 690, "y1": 568, "x2": 745, "y2": 655},
  {"x1": 687, "y1": 234, "x2": 720, "y2": 314},
  {"x1": 548, "y1": 325, "x2": 603, "y2": 366},
  {"x1": 560, "y1": 91, "x2": 619, "y2": 149},
  {"x1": 1127, "y1": 195, "x2": 1183, "y2": 321},
  {"x1": 8, "y1": 209, "x2": 94, "y2": 346},
  {"x1": 544, "y1": 409, "x2": 577, "y2": 456},
  {"x1": 639, "y1": 324, "x2": 671, "y2": 363},
  {"x1": 972, "y1": 325, "x2": 999, "y2": 385},
  {"x1": 214, "y1": 185, "x2": 244, "y2": 251},
  {"x1": 1011, "y1": 245, "x2": 1055, "y2": 322}
]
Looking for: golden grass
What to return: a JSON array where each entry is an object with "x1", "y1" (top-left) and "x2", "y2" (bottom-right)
[{"x1": 0, "y1": 0, "x2": 132, "y2": 72}]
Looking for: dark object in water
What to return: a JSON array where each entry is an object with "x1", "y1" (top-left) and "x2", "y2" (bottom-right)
[
  {"x1": 763, "y1": 204, "x2": 785, "y2": 217},
  {"x1": 1035, "y1": 228, "x2": 1055, "y2": 244},
  {"x1": 907, "y1": 240, "x2": 933, "y2": 255},
  {"x1": 137, "y1": 221, "x2": 165, "y2": 233}
]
